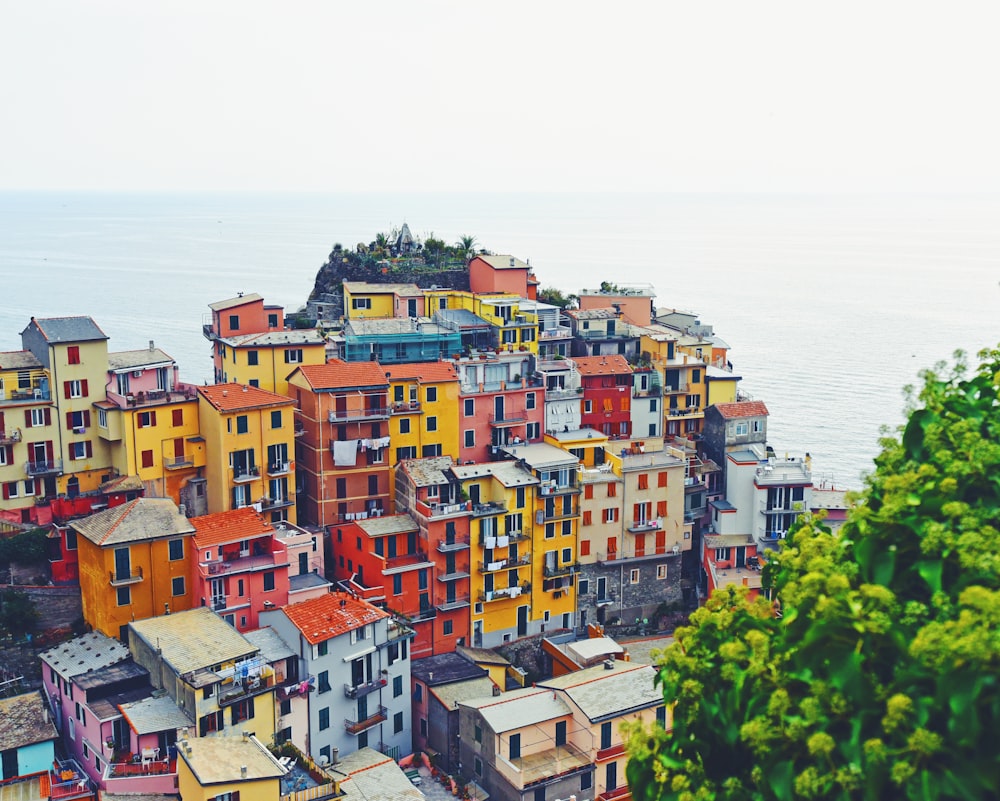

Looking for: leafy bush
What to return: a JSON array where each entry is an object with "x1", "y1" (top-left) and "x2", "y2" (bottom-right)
[{"x1": 627, "y1": 347, "x2": 1000, "y2": 801}]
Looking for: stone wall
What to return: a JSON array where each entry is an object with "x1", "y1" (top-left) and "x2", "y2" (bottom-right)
[{"x1": 1, "y1": 583, "x2": 83, "y2": 631}]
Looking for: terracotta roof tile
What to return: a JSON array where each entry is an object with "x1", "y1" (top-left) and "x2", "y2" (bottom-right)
[
  {"x1": 713, "y1": 401, "x2": 770, "y2": 419},
  {"x1": 282, "y1": 591, "x2": 389, "y2": 645},
  {"x1": 198, "y1": 383, "x2": 294, "y2": 412},
  {"x1": 573, "y1": 354, "x2": 633, "y2": 376},
  {"x1": 292, "y1": 361, "x2": 389, "y2": 390},
  {"x1": 190, "y1": 507, "x2": 274, "y2": 548},
  {"x1": 383, "y1": 361, "x2": 459, "y2": 383}
]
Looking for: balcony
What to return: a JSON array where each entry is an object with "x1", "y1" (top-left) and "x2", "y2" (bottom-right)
[
  {"x1": 164, "y1": 455, "x2": 194, "y2": 470},
  {"x1": 410, "y1": 605, "x2": 438, "y2": 623},
  {"x1": 596, "y1": 546, "x2": 680, "y2": 564},
  {"x1": 386, "y1": 549, "x2": 428, "y2": 567},
  {"x1": 267, "y1": 461, "x2": 291, "y2": 476},
  {"x1": 538, "y1": 326, "x2": 572, "y2": 341},
  {"x1": 25, "y1": 459, "x2": 62, "y2": 475},
  {"x1": 472, "y1": 500, "x2": 507, "y2": 517},
  {"x1": 231, "y1": 465, "x2": 261, "y2": 483},
  {"x1": 345, "y1": 705, "x2": 387, "y2": 734},
  {"x1": 0, "y1": 428, "x2": 21, "y2": 445},
  {"x1": 420, "y1": 499, "x2": 471, "y2": 519},
  {"x1": 218, "y1": 667, "x2": 276, "y2": 706},
  {"x1": 436, "y1": 533, "x2": 470, "y2": 552},
  {"x1": 261, "y1": 495, "x2": 294, "y2": 511},
  {"x1": 344, "y1": 677, "x2": 387, "y2": 699},
  {"x1": 596, "y1": 742, "x2": 627, "y2": 762},
  {"x1": 390, "y1": 401, "x2": 422, "y2": 414},
  {"x1": 596, "y1": 785, "x2": 632, "y2": 801},
  {"x1": 488, "y1": 412, "x2": 528, "y2": 427},
  {"x1": 539, "y1": 482, "x2": 579, "y2": 496},
  {"x1": 436, "y1": 594, "x2": 471, "y2": 612},
  {"x1": 47, "y1": 758, "x2": 96, "y2": 800},
  {"x1": 543, "y1": 563, "x2": 576, "y2": 578},
  {"x1": 1, "y1": 374, "x2": 50, "y2": 404},
  {"x1": 103, "y1": 755, "x2": 178, "y2": 794},
  {"x1": 200, "y1": 548, "x2": 287, "y2": 578},
  {"x1": 479, "y1": 554, "x2": 531, "y2": 573},
  {"x1": 478, "y1": 582, "x2": 530, "y2": 603},
  {"x1": 627, "y1": 519, "x2": 660, "y2": 534},
  {"x1": 545, "y1": 386, "x2": 581, "y2": 401},
  {"x1": 436, "y1": 567, "x2": 470, "y2": 582},
  {"x1": 109, "y1": 566, "x2": 143, "y2": 586},
  {"x1": 328, "y1": 407, "x2": 388, "y2": 423}
]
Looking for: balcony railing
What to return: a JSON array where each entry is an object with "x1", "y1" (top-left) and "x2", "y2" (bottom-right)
[
  {"x1": 596, "y1": 546, "x2": 680, "y2": 564},
  {"x1": 627, "y1": 520, "x2": 660, "y2": 534},
  {"x1": 0, "y1": 428, "x2": 22, "y2": 445},
  {"x1": 478, "y1": 582, "x2": 530, "y2": 603},
  {"x1": 544, "y1": 386, "x2": 581, "y2": 401},
  {"x1": 596, "y1": 785, "x2": 632, "y2": 801},
  {"x1": 538, "y1": 326, "x2": 572, "y2": 340},
  {"x1": 386, "y1": 549, "x2": 428, "y2": 565},
  {"x1": 479, "y1": 554, "x2": 531, "y2": 573},
  {"x1": 345, "y1": 705, "x2": 387, "y2": 734},
  {"x1": 261, "y1": 496, "x2": 293, "y2": 510},
  {"x1": 543, "y1": 563, "x2": 576, "y2": 578},
  {"x1": 596, "y1": 742, "x2": 627, "y2": 762},
  {"x1": 488, "y1": 412, "x2": 528, "y2": 427},
  {"x1": 231, "y1": 465, "x2": 260, "y2": 483},
  {"x1": 480, "y1": 530, "x2": 529, "y2": 546},
  {"x1": 164, "y1": 455, "x2": 194, "y2": 470},
  {"x1": 436, "y1": 594, "x2": 471, "y2": 612},
  {"x1": 109, "y1": 566, "x2": 143, "y2": 586},
  {"x1": 344, "y1": 677, "x2": 387, "y2": 699},
  {"x1": 25, "y1": 459, "x2": 62, "y2": 475},
  {"x1": 267, "y1": 461, "x2": 291, "y2": 476},
  {"x1": 328, "y1": 407, "x2": 388, "y2": 422},
  {"x1": 420, "y1": 499, "x2": 471, "y2": 518},
  {"x1": 436, "y1": 534, "x2": 470, "y2": 552},
  {"x1": 472, "y1": 501, "x2": 507, "y2": 517},
  {"x1": 436, "y1": 569, "x2": 470, "y2": 583},
  {"x1": 390, "y1": 401, "x2": 422, "y2": 414},
  {"x1": 218, "y1": 669, "x2": 275, "y2": 706}
]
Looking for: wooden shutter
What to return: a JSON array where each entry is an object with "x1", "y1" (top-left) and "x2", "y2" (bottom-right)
[
  {"x1": 81, "y1": 379, "x2": 88, "y2": 396},
  {"x1": 63, "y1": 381, "x2": 71, "y2": 398},
  {"x1": 85, "y1": 442, "x2": 93, "y2": 458},
  {"x1": 24, "y1": 410, "x2": 32, "y2": 428},
  {"x1": 44, "y1": 408, "x2": 51, "y2": 425},
  {"x1": 83, "y1": 410, "x2": 91, "y2": 426}
]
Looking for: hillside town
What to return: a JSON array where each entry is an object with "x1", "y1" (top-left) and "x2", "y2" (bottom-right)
[{"x1": 0, "y1": 232, "x2": 848, "y2": 801}]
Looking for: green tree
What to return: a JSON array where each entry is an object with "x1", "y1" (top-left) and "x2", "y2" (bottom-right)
[
  {"x1": 627, "y1": 347, "x2": 1000, "y2": 801},
  {"x1": 456, "y1": 234, "x2": 478, "y2": 262},
  {"x1": 0, "y1": 589, "x2": 39, "y2": 638},
  {"x1": 0, "y1": 527, "x2": 49, "y2": 567},
  {"x1": 537, "y1": 286, "x2": 577, "y2": 309}
]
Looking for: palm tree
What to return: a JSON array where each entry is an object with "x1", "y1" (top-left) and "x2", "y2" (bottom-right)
[{"x1": 457, "y1": 234, "x2": 478, "y2": 262}]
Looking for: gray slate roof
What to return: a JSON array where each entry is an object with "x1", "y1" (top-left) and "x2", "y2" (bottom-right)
[
  {"x1": 208, "y1": 293, "x2": 264, "y2": 311},
  {"x1": 40, "y1": 630, "x2": 131, "y2": 678},
  {"x1": 26, "y1": 316, "x2": 108, "y2": 343},
  {"x1": 289, "y1": 572, "x2": 332, "y2": 592},
  {"x1": 0, "y1": 350, "x2": 43, "y2": 370},
  {"x1": 430, "y1": 676, "x2": 497, "y2": 711},
  {"x1": 411, "y1": 652, "x2": 486, "y2": 685},
  {"x1": 70, "y1": 498, "x2": 195, "y2": 546},
  {"x1": 400, "y1": 456, "x2": 455, "y2": 487},
  {"x1": 108, "y1": 348, "x2": 174, "y2": 371},
  {"x1": 129, "y1": 607, "x2": 258, "y2": 677},
  {"x1": 120, "y1": 694, "x2": 194, "y2": 735},
  {"x1": 537, "y1": 661, "x2": 662, "y2": 722},
  {"x1": 244, "y1": 626, "x2": 296, "y2": 663},
  {"x1": 332, "y1": 747, "x2": 425, "y2": 801},
  {"x1": 460, "y1": 686, "x2": 571, "y2": 732},
  {"x1": 0, "y1": 691, "x2": 58, "y2": 752}
]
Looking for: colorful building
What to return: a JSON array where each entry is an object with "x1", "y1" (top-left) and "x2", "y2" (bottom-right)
[
  {"x1": 565, "y1": 308, "x2": 639, "y2": 361},
  {"x1": 287, "y1": 361, "x2": 391, "y2": 527},
  {"x1": 468, "y1": 255, "x2": 537, "y2": 299},
  {"x1": 189, "y1": 507, "x2": 292, "y2": 633},
  {"x1": 214, "y1": 329, "x2": 328, "y2": 395},
  {"x1": 70, "y1": 498, "x2": 196, "y2": 640},
  {"x1": 204, "y1": 294, "x2": 283, "y2": 379},
  {"x1": 342, "y1": 282, "x2": 425, "y2": 320},
  {"x1": 176, "y1": 734, "x2": 284, "y2": 801},
  {"x1": 574, "y1": 355, "x2": 634, "y2": 441},
  {"x1": 384, "y1": 361, "x2": 460, "y2": 467},
  {"x1": 639, "y1": 325, "x2": 709, "y2": 442},
  {"x1": 343, "y1": 317, "x2": 462, "y2": 365},
  {"x1": 576, "y1": 285, "x2": 655, "y2": 326},
  {"x1": 197, "y1": 383, "x2": 298, "y2": 524}
]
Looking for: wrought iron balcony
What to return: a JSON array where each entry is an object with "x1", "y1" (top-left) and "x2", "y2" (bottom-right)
[
  {"x1": 109, "y1": 566, "x2": 143, "y2": 586},
  {"x1": 25, "y1": 459, "x2": 62, "y2": 475},
  {"x1": 344, "y1": 705, "x2": 388, "y2": 734},
  {"x1": 344, "y1": 677, "x2": 387, "y2": 699},
  {"x1": 543, "y1": 562, "x2": 576, "y2": 578},
  {"x1": 479, "y1": 554, "x2": 531, "y2": 573},
  {"x1": 472, "y1": 500, "x2": 507, "y2": 517},
  {"x1": 328, "y1": 406, "x2": 388, "y2": 422},
  {"x1": 436, "y1": 534, "x2": 470, "y2": 552}
]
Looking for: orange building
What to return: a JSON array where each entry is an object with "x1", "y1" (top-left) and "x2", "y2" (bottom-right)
[
  {"x1": 70, "y1": 498, "x2": 195, "y2": 640},
  {"x1": 468, "y1": 255, "x2": 537, "y2": 299}
]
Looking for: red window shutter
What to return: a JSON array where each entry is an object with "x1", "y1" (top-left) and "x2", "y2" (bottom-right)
[
  {"x1": 66, "y1": 412, "x2": 74, "y2": 430},
  {"x1": 607, "y1": 537, "x2": 617, "y2": 553},
  {"x1": 45, "y1": 441, "x2": 54, "y2": 461},
  {"x1": 655, "y1": 530, "x2": 666, "y2": 549},
  {"x1": 44, "y1": 408, "x2": 51, "y2": 425},
  {"x1": 582, "y1": 510, "x2": 592, "y2": 526},
  {"x1": 658, "y1": 472, "x2": 668, "y2": 487},
  {"x1": 580, "y1": 540, "x2": 591, "y2": 556},
  {"x1": 635, "y1": 533, "x2": 646, "y2": 554},
  {"x1": 2, "y1": 483, "x2": 9, "y2": 500},
  {"x1": 85, "y1": 441, "x2": 93, "y2": 458},
  {"x1": 150, "y1": 410, "x2": 156, "y2": 426},
  {"x1": 0, "y1": 411, "x2": 4, "y2": 430},
  {"x1": 633, "y1": 503, "x2": 642, "y2": 521},
  {"x1": 584, "y1": 484, "x2": 593, "y2": 500},
  {"x1": 81, "y1": 379, "x2": 88, "y2": 396},
  {"x1": 24, "y1": 410, "x2": 32, "y2": 428},
  {"x1": 657, "y1": 501, "x2": 667, "y2": 517},
  {"x1": 63, "y1": 381, "x2": 71, "y2": 398},
  {"x1": 174, "y1": 438, "x2": 184, "y2": 458},
  {"x1": 84, "y1": 410, "x2": 91, "y2": 426}
]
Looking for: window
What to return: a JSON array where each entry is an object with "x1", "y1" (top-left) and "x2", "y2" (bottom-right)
[
  {"x1": 67, "y1": 346, "x2": 80, "y2": 364},
  {"x1": 526, "y1": 422, "x2": 539, "y2": 439},
  {"x1": 229, "y1": 314, "x2": 240, "y2": 330},
  {"x1": 138, "y1": 410, "x2": 156, "y2": 428},
  {"x1": 69, "y1": 441, "x2": 93, "y2": 460},
  {"x1": 116, "y1": 587, "x2": 130, "y2": 606},
  {"x1": 236, "y1": 415, "x2": 249, "y2": 434},
  {"x1": 463, "y1": 398, "x2": 474, "y2": 416},
  {"x1": 414, "y1": 684, "x2": 422, "y2": 703},
  {"x1": 140, "y1": 449, "x2": 154, "y2": 468},
  {"x1": 394, "y1": 711, "x2": 404, "y2": 734},
  {"x1": 426, "y1": 387, "x2": 437, "y2": 402},
  {"x1": 443, "y1": 620, "x2": 453, "y2": 635},
  {"x1": 318, "y1": 671, "x2": 331, "y2": 693},
  {"x1": 319, "y1": 707, "x2": 330, "y2": 730},
  {"x1": 562, "y1": 547, "x2": 572, "y2": 563},
  {"x1": 168, "y1": 539, "x2": 184, "y2": 561},
  {"x1": 427, "y1": 416, "x2": 437, "y2": 432},
  {"x1": 26, "y1": 408, "x2": 49, "y2": 428},
  {"x1": 352, "y1": 298, "x2": 372, "y2": 310},
  {"x1": 284, "y1": 349, "x2": 303, "y2": 363},
  {"x1": 317, "y1": 640, "x2": 328, "y2": 656},
  {"x1": 638, "y1": 473, "x2": 649, "y2": 490},
  {"x1": 464, "y1": 430, "x2": 475, "y2": 448},
  {"x1": 399, "y1": 418, "x2": 411, "y2": 434},
  {"x1": 474, "y1": 721, "x2": 482, "y2": 743},
  {"x1": 368, "y1": 475, "x2": 378, "y2": 495},
  {"x1": 65, "y1": 379, "x2": 86, "y2": 399},
  {"x1": 268, "y1": 313, "x2": 279, "y2": 327},
  {"x1": 630, "y1": 568, "x2": 640, "y2": 584},
  {"x1": 271, "y1": 410, "x2": 282, "y2": 428},
  {"x1": 581, "y1": 772, "x2": 593, "y2": 791},
  {"x1": 657, "y1": 500, "x2": 667, "y2": 517},
  {"x1": 263, "y1": 571, "x2": 275, "y2": 591},
  {"x1": 393, "y1": 676, "x2": 403, "y2": 697},
  {"x1": 657, "y1": 564, "x2": 668, "y2": 580},
  {"x1": 692, "y1": 369, "x2": 701, "y2": 383},
  {"x1": 509, "y1": 733, "x2": 521, "y2": 760},
  {"x1": 607, "y1": 483, "x2": 617, "y2": 497},
  {"x1": 584, "y1": 399, "x2": 592, "y2": 413},
  {"x1": 247, "y1": 350, "x2": 259, "y2": 366},
  {"x1": 752, "y1": 419, "x2": 764, "y2": 433},
  {"x1": 603, "y1": 507, "x2": 618, "y2": 523},
  {"x1": 584, "y1": 484, "x2": 594, "y2": 499},
  {"x1": 658, "y1": 472, "x2": 668, "y2": 488},
  {"x1": 526, "y1": 392, "x2": 536, "y2": 409},
  {"x1": 393, "y1": 574, "x2": 402, "y2": 595},
  {"x1": 582, "y1": 510, "x2": 592, "y2": 526},
  {"x1": 516, "y1": 487, "x2": 525, "y2": 508},
  {"x1": 3, "y1": 482, "x2": 18, "y2": 499},
  {"x1": 734, "y1": 421, "x2": 749, "y2": 436},
  {"x1": 601, "y1": 721, "x2": 612, "y2": 749},
  {"x1": 231, "y1": 697, "x2": 255, "y2": 723},
  {"x1": 172, "y1": 576, "x2": 185, "y2": 596}
]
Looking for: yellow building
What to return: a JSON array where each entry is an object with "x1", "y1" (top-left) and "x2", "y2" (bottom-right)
[
  {"x1": 451, "y1": 460, "x2": 539, "y2": 647},
  {"x1": 214, "y1": 329, "x2": 327, "y2": 395},
  {"x1": 343, "y1": 281, "x2": 425, "y2": 320},
  {"x1": 385, "y1": 361, "x2": 460, "y2": 466},
  {"x1": 197, "y1": 384, "x2": 298, "y2": 524},
  {"x1": 424, "y1": 289, "x2": 540, "y2": 354},
  {"x1": 176, "y1": 735, "x2": 285, "y2": 801},
  {"x1": 0, "y1": 350, "x2": 55, "y2": 525},
  {"x1": 69, "y1": 498, "x2": 195, "y2": 640},
  {"x1": 639, "y1": 325, "x2": 709, "y2": 442},
  {"x1": 20, "y1": 316, "x2": 113, "y2": 496}
]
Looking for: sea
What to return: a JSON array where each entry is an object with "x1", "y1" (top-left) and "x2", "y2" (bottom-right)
[{"x1": 2, "y1": 191, "x2": 998, "y2": 491}]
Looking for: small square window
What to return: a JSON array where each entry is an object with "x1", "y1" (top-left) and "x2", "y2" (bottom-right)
[{"x1": 171, "y1": 576, "x2": 185, "y2": 596}]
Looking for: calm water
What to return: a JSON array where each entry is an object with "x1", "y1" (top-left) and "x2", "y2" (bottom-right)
[{"x1": 2, "y1": 191, "x2": 998, "y2": 489}]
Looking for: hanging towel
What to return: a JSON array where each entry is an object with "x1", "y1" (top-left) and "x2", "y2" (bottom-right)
[
  {"x1": 497, "y1": 535, "x2": 509, "y2": 547},
  {"x1": 333, "y1": 439, "x2": 358, "y2": 466},
  {"x1": 485, "y1": 536, "x2": 497, "y2": 548},
  {"x1": 509, "y1": 586, "x2": 521, "y2": 598}
]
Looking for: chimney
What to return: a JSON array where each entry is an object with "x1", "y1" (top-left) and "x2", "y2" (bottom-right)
[
  {"x1": 241, "y1": 766, "x2": 248, "y2": 778},
  {"x1": 149, "y1": 340, "x2": 155, "y2": 351},
  {"x1": 428, "y1": 672, "x2": 433, "y2": 682},
  {"x1": 222, "y1": 389, "x2": 228, "y2": 397},
  {"x1": 179, "y1": 503, "x2": 187, "y2": 517},
  {"x1": 509, "y1": 257, "x2": 515, "y2": 267},
  {"x1": 331, "y1": 747, "x2": 339, "y2": 765},
  {"x1": 243, "y1": 385, "x2": 249, "y2": 392}
]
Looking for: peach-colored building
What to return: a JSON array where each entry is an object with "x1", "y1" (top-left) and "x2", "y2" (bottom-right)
[{"x1": 468, "y1": 255, "x2": 537, "y2": 299}]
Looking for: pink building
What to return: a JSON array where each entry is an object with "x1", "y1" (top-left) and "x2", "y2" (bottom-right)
[
  {"x1": 468, "y1": 255, "x2": 537, "y2": 299},
  {"x1": 189, "y1": 507, "x2": 291, "y2": 632}
]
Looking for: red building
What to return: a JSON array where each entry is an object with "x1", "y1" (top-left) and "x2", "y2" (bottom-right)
[
  {"x1": 395, "y1": 457, "x2": 473, "y2": 657},
  {"x1": 189, "y1": 507, "x2": 291, "y2": 632},
  {"x1": 287, "y1": 361, "x2": 391, "y2": 527},
  {"x1": 702, "y1": 532, "x2": 763, "y2": 600},
  {"x1": 575, "y1": 355, "x2": 634, "y2": 440}
]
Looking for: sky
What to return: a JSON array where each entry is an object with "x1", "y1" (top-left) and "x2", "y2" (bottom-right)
[{"x1": 2, "y1": 1, "x2": 998, "y2": 193}]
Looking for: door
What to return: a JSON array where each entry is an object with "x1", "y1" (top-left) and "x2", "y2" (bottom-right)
[
  {"x1": 2, "y1": 748, "x2": 17, "y2": 780},
  {"x1": 494, "y1": 395, "x2": 505, "y2": 423},
  {"x1": 606, "y1": 761, "x2": 618, "y2": 792},
  {"x1": 473, "y1": 620, "x2": 483, "y2": 647},
  {"x1": 555, "y1": 720, "x2": 566, "y2": 747},
  {"x1": 407, "y1": 299, "x2": 418, "y2": 317},
  {"x1": 114, "y1": 547, "x2": 131, "y2": 581},
  {"x1": 517, "y1": 604, "x2": 528, "y2": 637},
  {"x1": 298, "y1": 552, "x2": 308, "y2": 575}
]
